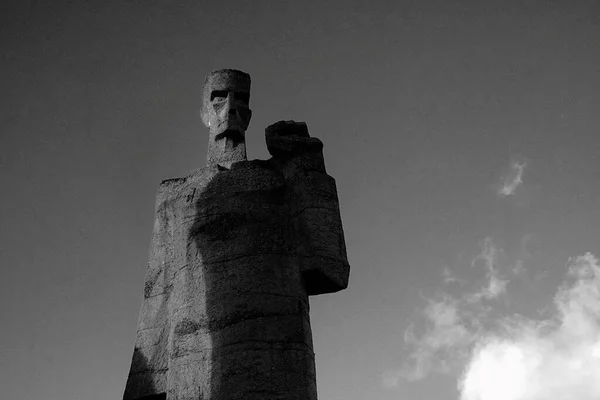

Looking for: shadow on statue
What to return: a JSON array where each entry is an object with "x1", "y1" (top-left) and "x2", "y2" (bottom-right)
[
  {"x1": 188, "y1": 158, "x2": 317, "y2": 399},
  {"x1": 125, "y1": 349, "x2": 166, "y2": 400}
]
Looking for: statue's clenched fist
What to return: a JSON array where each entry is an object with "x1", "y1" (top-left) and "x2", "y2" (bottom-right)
[{"x1": 266, "y1": 120, "x2": 323, "y2": 159}]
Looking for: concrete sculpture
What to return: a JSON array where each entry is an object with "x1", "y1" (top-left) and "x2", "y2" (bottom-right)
[{"x1": 123, "y1": 69, "x2": 350, "y2": 400}]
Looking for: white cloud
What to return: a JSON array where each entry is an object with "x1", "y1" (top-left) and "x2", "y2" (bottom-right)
[
  {"x1": 386, "y1": 242, "x2": 600, "y2": 400},
  {"x1": 459, "y1": 253, "x2": 600, "y2": 400},
  {"x1": 499, "y1": 159, "x2": 527, "y2": 197}
]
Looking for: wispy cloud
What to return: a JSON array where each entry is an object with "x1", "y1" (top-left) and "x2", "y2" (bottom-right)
[
  {"x1": 512, "y1": 234, "x2": 536, "y2": 275},
  {"x1": 468, "y1": 238, "x2": 508, "y2": 301},
  {"x1": 395, "y1": 294, "x2": 484, "y2": 383},
  {"x1": 460, "y1": 253, "x2": 600, "y2": 400},
  {"x1": 442, "y1": 265, "x2": 466, "y2": 286},
  {"x1": 385, "y1": 250, "x2": 600, "y2": 400},
  {"x1": 385, "y1": 238, "x2": 508, "y2": 385},
  {"x1": 498, "y1": 158, "x2": 527, "y2": 197},
  {"x1": 512, "y1": 259, "x2": 526, "y2": 275}
]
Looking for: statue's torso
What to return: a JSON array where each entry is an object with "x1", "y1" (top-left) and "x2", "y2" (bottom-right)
[{"x1": 127, "y1": 161, "x2": 323, "y2": 400}]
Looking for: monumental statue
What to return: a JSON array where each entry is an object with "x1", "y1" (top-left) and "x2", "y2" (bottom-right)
[{"x1": 123, "y1": 69, "x2": 350, "y2": 400}]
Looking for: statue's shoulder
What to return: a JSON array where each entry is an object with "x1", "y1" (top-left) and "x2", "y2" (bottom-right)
[
  {"x1": 154, "y1": 166, "x2": 219, "y2": 204},
  {"x1": 154, "y1": 177, "x2": 184, "y2": 206},
  {"x1": 154, "y1": 161, "x2": 285, "y2": 205}
]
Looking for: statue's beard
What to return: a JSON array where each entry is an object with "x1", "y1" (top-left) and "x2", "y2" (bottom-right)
[
  {"x1": 206, "y1": 118, "x2": 248, "y2": 168},
  {"x1": 214, "y1": 128, "x2": 245, "y2": 143}
]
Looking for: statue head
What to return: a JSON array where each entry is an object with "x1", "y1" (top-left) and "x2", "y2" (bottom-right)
[{"x1": 201, "y1": 69, "x2": 252, "y2": 137}]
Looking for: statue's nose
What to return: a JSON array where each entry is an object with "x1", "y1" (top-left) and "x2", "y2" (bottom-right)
[{"x1": 220, "y1": 94, "x2": 238, "y2": 118}]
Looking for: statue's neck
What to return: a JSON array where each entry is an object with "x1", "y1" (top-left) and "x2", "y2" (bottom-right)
[{"x1": 206, "y1": 131, "x2": 247, "y2": 169}]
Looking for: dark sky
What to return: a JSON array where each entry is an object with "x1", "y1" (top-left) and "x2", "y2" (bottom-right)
[{"x1": 1, "y1": 1, "x2": 599, "y2": 399}]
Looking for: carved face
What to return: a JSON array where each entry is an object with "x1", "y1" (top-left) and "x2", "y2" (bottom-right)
[{"x1": 201, "y1": 69, "x2": 252, "y2": 136}]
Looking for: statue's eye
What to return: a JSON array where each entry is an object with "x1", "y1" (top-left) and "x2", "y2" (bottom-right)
[
  {"x1": 235, "y1": 92, "x2": 250, "y2": 104},
  {"x1": 210, "y1": 90, "x2": 228, "y2": 101}
]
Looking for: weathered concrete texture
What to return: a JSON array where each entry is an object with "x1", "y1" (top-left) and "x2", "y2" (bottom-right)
[{"x1": 123, "y1": 120, "x2": 349, "y2": 400}]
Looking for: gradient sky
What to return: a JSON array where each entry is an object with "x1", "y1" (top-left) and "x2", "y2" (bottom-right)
[{"x1": 1, "y1": 1, "x2": 599, "y2": 399}]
